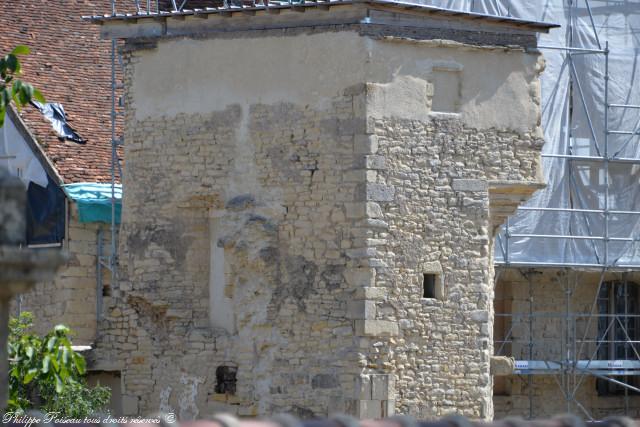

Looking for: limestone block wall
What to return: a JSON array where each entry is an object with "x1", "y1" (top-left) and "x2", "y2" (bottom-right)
[
  {"x1": 494, "y1": 269, "x2": 640, "y2": 419},
  {"x1": 365, "y1": 119, "x2": 542, "y2": 419},
  {"x1": 96, "y1": 30, "x2": 375, "y2": 418},
  {"x1": 347, "y1": 37, "x2": 544, "y2": 419},
  {"x1": 95, "y1": 22, "x2": 546, "y2": 418},
  {"x1": 16, "y1": 202, "x2": 110, "y2": 345}
]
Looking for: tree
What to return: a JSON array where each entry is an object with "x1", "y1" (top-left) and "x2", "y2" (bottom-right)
[
  {"x1": 7, "y1": 312, "x2": 111, "y2": 417},
  {"x1": 0, "y1": 46, "x2": 44, "y2": 127}
]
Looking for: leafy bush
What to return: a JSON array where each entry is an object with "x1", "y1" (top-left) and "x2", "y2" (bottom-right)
[
  {"x1": 7, "y1": 312, "x2": 111, "y2": 417},
  {"x1": 0, "y1": 45, "x2": 45, "y2": 127}
]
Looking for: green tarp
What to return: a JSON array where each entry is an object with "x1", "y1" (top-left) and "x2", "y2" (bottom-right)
[{"x1": 62, "y1": 182, "x2": 122, "y2": 224}]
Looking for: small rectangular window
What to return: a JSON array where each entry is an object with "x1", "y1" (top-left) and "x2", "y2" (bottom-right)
[
  {"x1": 423, "y1": 274, "x2": 437, "y2": 299},
  {"x1": 215, "y1": 366, "x2": 237, "y2": 395}
]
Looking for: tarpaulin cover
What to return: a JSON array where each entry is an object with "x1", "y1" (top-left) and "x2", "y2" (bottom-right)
[
  {"x1": 63, "y1": 182, "x2": 122, "y2": 224},
  {"x1": 420, "y1": 0, "x2": 640, "y2": 267},
  {"x1": 27, "y1": 175, "x2": 65, "y2": 245},
  {"x1": 32, "y1": 101, "x2": 86, "y2": 144}
]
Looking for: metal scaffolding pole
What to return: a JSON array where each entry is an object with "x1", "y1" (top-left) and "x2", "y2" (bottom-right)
[
  {"x1": 101, "y1": 13, "x2": 124, "y2": 305},
  {"x1": 110, "y1": 38, "x2": 118, "y2": 287}
]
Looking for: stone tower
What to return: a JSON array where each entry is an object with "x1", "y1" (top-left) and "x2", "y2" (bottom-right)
[{"x1": 88, "y1": 2, "x2": 553, "y2": 419}]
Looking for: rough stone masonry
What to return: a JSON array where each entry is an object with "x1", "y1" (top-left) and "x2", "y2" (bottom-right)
[{"x1": 90, "y1": 2, "x2": 551, "y2": 419}]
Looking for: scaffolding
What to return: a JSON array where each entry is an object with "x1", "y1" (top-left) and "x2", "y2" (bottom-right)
[
  {"x1": 494, "y1": 269, "x2": 640, "y2": 419},
  {"x1": 489, "y1": 0, "x2": 640, "y2": 419}
]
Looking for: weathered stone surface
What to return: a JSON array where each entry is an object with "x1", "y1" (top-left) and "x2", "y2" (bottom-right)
[
  {"x1": 471, "y1": 310, "x2": 490, "y2": 323},
  {"x1": 347, "y1": 300, "x2": 377, "y2": 320},
  {"x1": 353, "y1": 287, "x2": 387, "y2": 300},
  {"x1": 490, "y1": 356, "x2": 514, "y2": 376},
  {"x1": 365, "y1": 155, "x2": 387, "y2": 170},
  {"x1": 225, "y1": 194, "x2": 256, "y2": 211},
  {"x1": 355, "y1": 320, "x2": 399, "y2": 336},
  {"x1": 421, "y1": 261, "x2": 443, "y2": 274},
  {"x1": 452, "y1": 178, "x2": 488, "y2": 192},
  {"x1": 371, "y1": 374, "x2": 392, "y2": 400},
  {"x1": 311, "y1": 374, "x2": 339, "y2": 389},
  {"x1": 354, "y1": 135, "x2": 379, "y2": 154},
  {"x1": 367, "y1": 113, "x2": 542, "y2": 418},
  {"x1": 366, "y1": 202, "x2": 383, "y2": 218},
  {"x1": 90, "y1": 20, "x2": 545, "y2": 419},
  {"x1": 355, "y1": 375, "x2": 372, "y2": 400},
  {"x1": 365, "y1": 183, "x2": 395, "y2": 202}
]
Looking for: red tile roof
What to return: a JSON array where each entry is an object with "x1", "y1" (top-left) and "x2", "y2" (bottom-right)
[{"x1": 0, "y1": 0, "x2": 122, "y2": 183}]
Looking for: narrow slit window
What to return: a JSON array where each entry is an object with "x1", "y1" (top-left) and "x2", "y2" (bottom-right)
[{"x1": 423, "y1": 273, "x2": 437, "y2": 299}]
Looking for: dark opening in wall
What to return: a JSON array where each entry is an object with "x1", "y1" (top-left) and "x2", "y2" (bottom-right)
[
  {"x1": 423, "y1": 274, "x2": 437, "y2": 299},
  {"x1": 215, "y1": 366, "x2": 237, "y2": 394}
]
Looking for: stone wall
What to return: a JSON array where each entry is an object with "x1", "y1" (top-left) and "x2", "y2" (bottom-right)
[
  {"x1": 16, "y1": 202, "x2": 111, "y2": 345},
  {"x1": 97, "y1": 44, "x2": 368, "y2": 416},
  {"x1": 95, "y1": 22, "x2": 545, "y2": 418},
  {"x1": 494, "y1": 269, "x2": 640, "y2": 419},
  {"x1": 361, "y1": 117, "x2": 542, "y2": 419}
]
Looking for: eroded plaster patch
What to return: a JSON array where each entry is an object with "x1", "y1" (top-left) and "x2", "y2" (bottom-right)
[
  {"x1": 159, "y1": 385, "x2": 174, "y2": 414},
  {"x1": 178, "y1": 374, "x2": 205, "y2": 420}
]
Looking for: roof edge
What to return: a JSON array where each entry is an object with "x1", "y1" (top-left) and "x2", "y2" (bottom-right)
[
  {"x1": 6, "y1": 105, "x2": 65, "y2": 186},
  {"x1": 83, "y1": 0, "x2": 559, "y2": 33}
]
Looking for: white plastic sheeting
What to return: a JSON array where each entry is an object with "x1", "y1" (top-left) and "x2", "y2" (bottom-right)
[
  {"x1": 0, "y1": 112, "x2": 48, "y2": 188},
  {"x1": 418, "y1": 0, "x2": 640, "y2": 268}
]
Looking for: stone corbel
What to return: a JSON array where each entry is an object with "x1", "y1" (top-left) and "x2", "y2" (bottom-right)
[{"x1": 488, "y1": 179, "x2": 546, "y2": 231}]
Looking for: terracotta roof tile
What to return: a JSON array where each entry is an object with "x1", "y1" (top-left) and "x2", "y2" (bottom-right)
[{"x1": 0, "y1": 0, "x2": 122, "y2": 184}]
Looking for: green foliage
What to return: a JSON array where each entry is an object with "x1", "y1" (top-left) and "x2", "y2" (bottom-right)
[
  {"x1": 7, "y1": 312, "x2": 111, "y2": 417},
  {"x1": 44, "y1": 381, "x2": 112, "y2": 419},
  {"x1": 0, "y1": 45, "x2": 45, "y2": 127}
]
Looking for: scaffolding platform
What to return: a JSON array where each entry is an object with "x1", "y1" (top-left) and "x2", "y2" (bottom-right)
[{"x1": 513, "y1": 360, "x2": 640, "y2": 376}]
